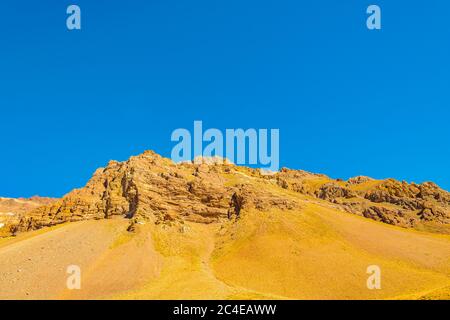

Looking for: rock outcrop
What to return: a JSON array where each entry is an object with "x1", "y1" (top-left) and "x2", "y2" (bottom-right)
[
  {"x1": 1, "y1": 150, "x2": 449, "y2": 237},
  {"x1": 0, "y1": 197, "x2": 56, "y2": 237},
  {"x1": 267, "y1": 167, "x2": 450, "y2": 228},
  {"x1": 2, "y1": 151, "x2": 297, "y2": 236}
]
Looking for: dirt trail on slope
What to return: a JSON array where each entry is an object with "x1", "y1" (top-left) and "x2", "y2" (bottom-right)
[
  {"x1": 1, "y1": 207, "x2": 449, "y2": 300},
  {"x1": 0, "y1": 219, "x2": 274, "y2": 300},
  {"x1": 114, "y1": 222, "x2": 289, "y2": 299},
  {"x1": 115, "y1": 222, "x2": 235, "y2": 299}
]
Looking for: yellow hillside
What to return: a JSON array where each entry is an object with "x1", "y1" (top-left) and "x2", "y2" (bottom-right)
[
  {"x1": 1, "y1": 201, "x2": 448, "y2": 300},
  {"x1": 1, "y1": 152, "x2": 449, "y2": 300}
]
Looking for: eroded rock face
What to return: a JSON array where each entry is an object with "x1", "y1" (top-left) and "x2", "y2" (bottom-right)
[
  {"x1": 227, "y1": 184, "x2": 298, "y2": 220},
  {"x1": 347, "y1": 176, "x2": 373, "y2": 185},
  {"x1": 0, "y1": 197, "x2": 57, "y2": 237},
  {"x1": 362, "y1": 206, "x2": 416, "y2": 228},
  {"x1": 418, "y1": 201, "x2": 449, "y2": 223},
  {"x1": 268, "y1": 167, "x2": 450, "y2": 228},
  {"x1": 315, "y1": 183, "x2": 356, "y2": 201},
  {"x1": 1, "y1": 150, "x2": 449, "y2": 237},
  {"x1": 360, "y1": 180, "x2": 450, "y2": 224},
  {"x1": 3, "y1": 151, "x2": 297, "y2": 236}
]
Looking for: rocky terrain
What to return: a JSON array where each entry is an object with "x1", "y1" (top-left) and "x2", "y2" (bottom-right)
[
  {"x1": 1, "y1": 150, "x2": 450, "y2": 300},
  {"x1": 276, "y1": 169, "x2": 450, "y2": 229},
  {"x1": 1, "y1": 150, "x2": 449, "y2": 237},
  {"x1": 0, "y1": 196, "x2": 56, "y2": 235}
]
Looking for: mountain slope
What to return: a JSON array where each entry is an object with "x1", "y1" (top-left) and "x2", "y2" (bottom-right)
[
  {"x1": 1, "y1": 204, "x2": 449, "y2": 299},
  {"x1": 2, "y1": 150, "x2": 449, "y2": 237},
  {"x1": 0, "y1": 150, "x2": 449, "y2": 299}
]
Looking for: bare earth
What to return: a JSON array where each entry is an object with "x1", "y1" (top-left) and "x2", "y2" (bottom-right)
[
  {"x1": 1, "y1": 206, "x2": 449, "y2": 300},
  {"x1": 1, "y1": 151, "x2": 449, "y2": 299}
]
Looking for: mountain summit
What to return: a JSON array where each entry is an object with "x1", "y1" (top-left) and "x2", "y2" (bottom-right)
[
  {"x1": 1, "y1": 150, "x2": 450, "y2": 299},
  {"x1": 1, "y1": 150, "x2": 449, "y2": 237}
]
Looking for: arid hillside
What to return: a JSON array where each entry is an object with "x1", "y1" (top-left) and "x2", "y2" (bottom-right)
[
  {"x1": 1, "y1": 150, "x2": 449, "y2": 237},
  {"x1": 0, "y1": 196, "x2": 56, "y2": 233},
  {"x1": 0, "y1": 151, "x2": 449, "y2": 299}
]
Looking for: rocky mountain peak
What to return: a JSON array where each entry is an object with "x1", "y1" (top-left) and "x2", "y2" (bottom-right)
[{"x1": 1, "y1": 150, "x2": 449, "y2": 237}]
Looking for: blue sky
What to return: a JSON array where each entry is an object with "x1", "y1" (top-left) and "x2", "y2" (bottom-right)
[{"x1": 0, "y1": 0, "x2": 449, "y2": 197}]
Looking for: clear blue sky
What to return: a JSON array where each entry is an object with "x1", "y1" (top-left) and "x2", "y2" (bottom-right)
[{"x1": 0, "y1": 0, "x2": 449, "y2": 197}]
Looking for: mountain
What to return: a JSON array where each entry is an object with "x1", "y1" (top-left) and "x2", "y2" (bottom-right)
[
  {"x1": 2, "y1": 150, "x2": 449, "y2": 237},
  {"x1": 0, "y1": 196, "x2": 56, "y2": 232},
  {"x1": 0, "y1": 150, "x2": 449, "y2": 299}
]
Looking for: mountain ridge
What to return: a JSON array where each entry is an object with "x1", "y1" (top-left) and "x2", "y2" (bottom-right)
[
  {"x1": 1, "y1": 150, "x2": 449, "y2": 237},
  {"x1": 1, "y1": 150, "x2": 450, "y2": 300}
]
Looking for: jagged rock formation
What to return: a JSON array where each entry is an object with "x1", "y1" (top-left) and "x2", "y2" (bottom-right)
[
  {"x1": 0, "y1": 197, "x2": 56, "y2": 236},
  {"x1": 1, "y1": 151, "x2": 297, "y2": 236},
  {"x1": 1, "y1": 150, "x2": 449, "y2": 237},
  {"x1": 276, "y1": 170, "x2": 450, "y2": 228},
  {"x1": 315, "y1": 183, "x2": 356, "y2": 200}
]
